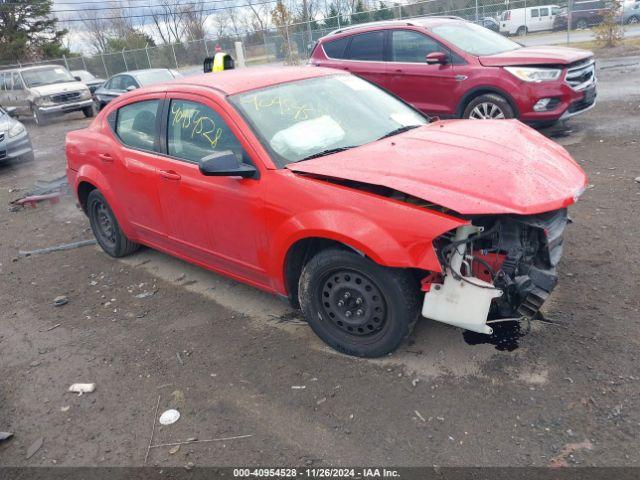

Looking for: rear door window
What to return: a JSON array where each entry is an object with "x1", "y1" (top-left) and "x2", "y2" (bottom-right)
[
  {"x1": 539, "y1": 7, "x2": 549, "y2": 16},
  {"x1": 391, "y1": 30, "x2": 445, "y2": 63},
  {"x1": 116, "y1": 100, "x2": 160, "y2": 152},
  {"x1": 347, "y1": 31, "x2": 385, "y2": 61},
  {"x1": 323, "y1": 37, "x2": 350, "y2": 59}
]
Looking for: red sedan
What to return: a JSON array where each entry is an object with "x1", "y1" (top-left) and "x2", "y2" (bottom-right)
[{"x1": 66, "y1": 66, "x2": 587, "y2": 357}]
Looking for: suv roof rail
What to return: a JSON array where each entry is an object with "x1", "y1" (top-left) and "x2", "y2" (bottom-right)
[
  {"x1": 328, "y1": 20, "x2": 418, "y2": 35},
  {"x1": 326, "y1": 16, "x2": 464, "y2": 36}
]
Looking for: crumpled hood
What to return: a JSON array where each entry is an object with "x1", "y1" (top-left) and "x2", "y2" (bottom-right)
[
  {"x1": 29, "y1": 81, "x2": 88, "y2": 96},
  {"x1": 479, "y1": 46, "x2": 592, "y2": 67},
  {"x1": 287, "y1": 120, "x2": 588, "y2": 216}
]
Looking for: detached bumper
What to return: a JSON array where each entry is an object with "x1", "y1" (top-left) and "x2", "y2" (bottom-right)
[{"x1": 38, "y1": 99, "x2": 93, "y2": 114}]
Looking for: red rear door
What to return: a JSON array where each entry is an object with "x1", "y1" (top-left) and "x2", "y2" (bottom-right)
[
  {"x1": 104, "y1": 93, "x2": 168, "y2": 246},
  {"x1": 315, "y1": 30, "x2": 390, "y2": 90}
]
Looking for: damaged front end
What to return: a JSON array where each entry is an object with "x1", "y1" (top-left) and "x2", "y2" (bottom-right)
[{"x1": 423, "y1": 209, "x2": 568, "y2": 334}]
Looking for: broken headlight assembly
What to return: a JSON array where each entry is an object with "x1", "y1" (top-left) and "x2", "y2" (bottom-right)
[{"x1": 423, "y1": 209, "x2": 569, "y2": 334}]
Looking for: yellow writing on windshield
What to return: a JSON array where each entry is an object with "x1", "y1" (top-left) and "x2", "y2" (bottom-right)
[{"x1": 241, "y1": 94, "x2": 322, "y2": 121}]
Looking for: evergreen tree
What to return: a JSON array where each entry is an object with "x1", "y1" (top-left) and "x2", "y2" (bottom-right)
[
  {"x1": 373, "y1": 2, "x2": 395, "y2": 21},
  {"x1": 351, "y1": 0, "x2": 371, "y2": 24},
  {"x1": 324, "y1": 3, "x2": 341, "y2": 29},
  {"x1": 0, "y1": 0, "x2": 69, "y2": 64}
]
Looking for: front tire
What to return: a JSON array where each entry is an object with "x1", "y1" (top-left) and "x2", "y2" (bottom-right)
[
  {"x1": 298, "y1": 249, "x2": 420, "y2": 358},
  {"x1": 463, "y1": 93, "x2": 515, "y2": 120},
  {"x1": 82, "y1": 106, "x2": 95, "y2": 118},
  {"x1": 626, "y1": 15, "x2": 639, "y2": 24},
  {"x1": 87, "y1": 189, "x2": 139, "y2": 258},
  {"x1": 576, "y1": 19, "x2": 588, "y2": 29},
  {"x1": 516, "y1": 26, "x2": 527, "y2": 36},
  {"x1": 32, "y1": 106, "x2": 49, "y2": 126}
]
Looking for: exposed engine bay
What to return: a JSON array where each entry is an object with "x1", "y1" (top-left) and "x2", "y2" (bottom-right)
[{"x1": 423, "y1": 209, "x2": 568, "y2": 334}]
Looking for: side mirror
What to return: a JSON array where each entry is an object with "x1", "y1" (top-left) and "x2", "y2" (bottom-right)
[
  {"x1": 74, "y1": 76, "x2": 82, "y2": 81},
  {"x1": 126, "y1": 85, "x2": 137, "y2": 92},
  {"x1": 426, "y1": 52, "x2": 448, "y2": 65},
  {"x1": 5, "y1": 106, "x2": 17, "y2": 117},
  {"x1": 199, "y1": 151, "x2": 257, "y2": 179}
]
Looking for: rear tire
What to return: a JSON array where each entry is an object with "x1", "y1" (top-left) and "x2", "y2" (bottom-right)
[
  {"x1": 82, "y1": 106, "x2": 95, "y2": 118},
  {"x1": 87, "y1": 189, "x2": 139, "y2": 258},
  {"x1": 298, "y1": 249, "x2": 420, "y2": 358},
  {"x1": 463, "y1": 93, "x2": 515, "y2": 120}
]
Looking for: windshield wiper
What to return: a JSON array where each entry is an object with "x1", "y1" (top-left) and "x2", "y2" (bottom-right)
[
  {"x1": 378, "y1": 124, "x2": 420, "y2": 140},
  {"x1": 297, "y1": 146, "x2": 357, "y2": 162}
]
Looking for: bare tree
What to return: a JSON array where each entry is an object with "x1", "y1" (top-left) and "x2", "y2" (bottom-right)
[
  {"x1": 183, "y1": 0, "x2": 208, "y2": 42},
  {"x1": 78, "y1": 9, "x2": 112, "y2": 53},
  {"x1": 245, "y1": 1, "x2": 271, "y2": 36},
  {"x1": 149, "y1": 0, "x2": 187, "y2": 44}
]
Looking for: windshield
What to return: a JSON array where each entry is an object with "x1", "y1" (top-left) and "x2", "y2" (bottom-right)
[
  {"x1": 72, "y1": 70, "x2": 95, "y2": 81},
  {"x1": 22, "y1": 66, "x2": 76, "y2": 87},
  {"x1": 230, "y1": 75, "x2": 427, "y2": 166},
  {"x1": 432, "y1": 22, "x2": 521, "y2": 56},
  {"x1": 134, "y1": 70, "x2": 176, "y2": 86}
]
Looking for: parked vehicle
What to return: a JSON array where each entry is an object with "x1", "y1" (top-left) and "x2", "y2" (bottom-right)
[
  {"x1": 0, "y1": 65, "x2": 94, "y2": 126},
  {"x1": 617, "y1": 0, "x2": 640, "y2": 24},
  {"x1": 478, "y1": 16, "x2": 500, "y2": 32},
  {"x1": 71, "y1": 70, "x2": 105, "y2": 94},
  {"x1": 66, "y1": 67, "x2": 587, "y2": 357},
  {"x1": 93, "y1": 68, "x2": 182, "y2": 110},
  {"x1": 310, "y1": 18, "x2": 596, "y2": 123},
  {"x1": 499, "y1": 5, "x2": 561, "y2": 35},
  {"x1": 553, "y1": 0, "x2": 608, "y2": 30},
  {"x1": 0, "y1": 106, "x2": 34, "y2": 164}
]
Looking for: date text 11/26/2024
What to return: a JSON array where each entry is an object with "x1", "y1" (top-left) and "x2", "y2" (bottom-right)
[{"x1": 233, "y1": 468, "x2": 401, "y2": 478}]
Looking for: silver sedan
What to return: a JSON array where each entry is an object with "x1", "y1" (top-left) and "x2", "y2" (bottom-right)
[{"x1": 0, "y1": 107, "x2": 34, "y2": 164}]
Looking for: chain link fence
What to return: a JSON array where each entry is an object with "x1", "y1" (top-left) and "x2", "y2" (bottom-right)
[{"x1": 2, "y1": 0, "x2": 638, "y2": 78}]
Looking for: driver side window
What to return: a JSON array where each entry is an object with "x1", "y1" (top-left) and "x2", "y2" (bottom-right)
[
  {"x1": 167, "y1": 99, "x2": 248, "y2": 165},
  {"x1": 391, "y1": 30, "x2": 445, "y2": 63}
]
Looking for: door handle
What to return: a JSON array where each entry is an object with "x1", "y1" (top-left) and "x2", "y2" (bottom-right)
[
  {"x1": 159, "y1": 169, "x2": 181, "y2": 181},
  {"x1": 98, "y1": 153, "x2": 113, "y2": 162},
  {"x1": 394, "y1": 68, "x2": 403, "y2": 73}
]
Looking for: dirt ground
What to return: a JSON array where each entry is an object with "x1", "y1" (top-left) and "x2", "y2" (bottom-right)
[{"x1": 1, "y1": 57, "x2": 639, "y2": 469}]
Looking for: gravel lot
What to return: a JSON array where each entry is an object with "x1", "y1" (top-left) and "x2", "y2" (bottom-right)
[{"x1": 1, "y1": 58, "x2": 639, "y2": 468}]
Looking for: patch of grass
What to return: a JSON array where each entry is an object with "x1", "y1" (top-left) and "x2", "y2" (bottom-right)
[{"x1": 568, "y1": 36, "x2": 640, "y2": 57}]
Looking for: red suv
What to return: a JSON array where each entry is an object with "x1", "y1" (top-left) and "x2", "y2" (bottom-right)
[{"x1": 310, "y1": 18, "x2": 597, "y2": 123}]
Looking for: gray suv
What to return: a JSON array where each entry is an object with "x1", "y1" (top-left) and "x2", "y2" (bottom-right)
[{"x1": 0, "y1": 65, "x2": 94, "y2": 126}]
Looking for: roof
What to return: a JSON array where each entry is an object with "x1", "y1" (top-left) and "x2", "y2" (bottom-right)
[
  {"x1": 123, "y1": 68, "x2": 174, "y2": 77},
  {"x1": 325, "y1": 16, "x2": 464, "y2": 38},
  {"x1": 0, "y1": 64, "x2": 67, "y2": 73},
  {"x1": 166, "y1": 66, "x2": 338, "y2": 96}
]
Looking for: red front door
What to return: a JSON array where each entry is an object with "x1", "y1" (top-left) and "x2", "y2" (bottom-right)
[
  {"x1": 385, "y1": 29, "x2": 459, "y2": 116},
  {"x1": 152, "y1": 93, "x2": 270, "y2": 287}
]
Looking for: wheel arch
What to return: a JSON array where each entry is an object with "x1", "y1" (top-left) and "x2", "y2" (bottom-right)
[{"x1": 457, "y1": 86, "x2": 521, "y2": 119}]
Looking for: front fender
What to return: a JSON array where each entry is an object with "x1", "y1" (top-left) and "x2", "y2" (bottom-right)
[{"x1": 269, "y1": 205, "x2": 465, "y2": 293}]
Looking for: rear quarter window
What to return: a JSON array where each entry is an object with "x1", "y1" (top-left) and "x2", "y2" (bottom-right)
[{"x1": 322, "y1": 37, "x2": 350, "y2": 59}]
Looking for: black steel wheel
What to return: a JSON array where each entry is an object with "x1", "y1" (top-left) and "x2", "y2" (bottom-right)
[
  {"x1": 299, "y1": 249, "x2": 420, "y2": 358},
  {"x1": 87, "y1": 189, "x2": 139, "y2": 258}
]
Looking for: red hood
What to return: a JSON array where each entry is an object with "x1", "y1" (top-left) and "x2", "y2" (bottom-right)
[
  {"x1": 287, "y1": 120, "x2": 587, "y2": 216},
  {"x1": 479, "y1": 46, "x2": 592, "y2": 67}
]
